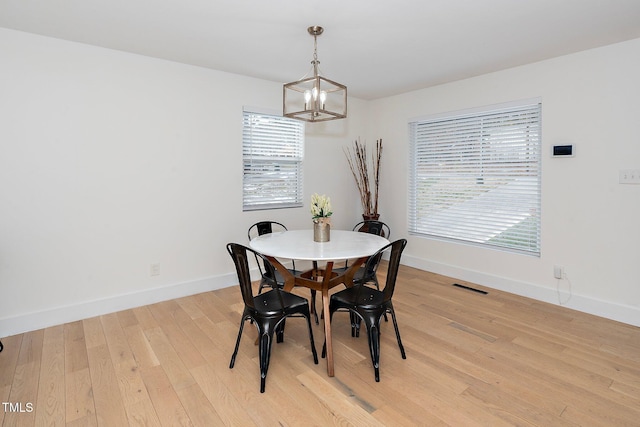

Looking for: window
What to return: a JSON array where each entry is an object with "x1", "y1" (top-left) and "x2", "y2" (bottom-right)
[
  {"x1": 242, "y1": 109, "x2": 304, "y2": 211},
  {"x1": 409, "y1": 100, "x2": 541, "y2": 256}
]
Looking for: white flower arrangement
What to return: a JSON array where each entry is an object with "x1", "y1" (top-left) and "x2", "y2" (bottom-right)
[{"x1": 310, "y1": 193, "x2": 332, "y2": 221}]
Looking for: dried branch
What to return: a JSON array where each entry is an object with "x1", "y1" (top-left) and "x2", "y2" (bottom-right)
[
  {"x1": 344, "y1": 138, "x2": 383, "y2": 216},
  {"x1": 373, "y1": 138, "x2": 383, "y2": 215}
]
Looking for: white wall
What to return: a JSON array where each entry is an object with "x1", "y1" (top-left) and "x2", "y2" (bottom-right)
[
  {"x1": 0, "y1": 28, "x2": 368, "y2": 336},
  {"x1": 2, "y1": 28, "x2": 638, "y2": 337},
  {"x1": 370, "y1": 38, "x2": 640, "y2": 326}
]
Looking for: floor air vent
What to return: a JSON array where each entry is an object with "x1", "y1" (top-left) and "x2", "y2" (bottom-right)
[{"x1": 452, "y1": 283, "x2": 488, "y2": 295}]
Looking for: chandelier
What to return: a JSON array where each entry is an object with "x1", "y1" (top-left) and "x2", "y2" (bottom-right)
[{"x1": 283, "y1": 26, "x2": 347, "y2": 122}]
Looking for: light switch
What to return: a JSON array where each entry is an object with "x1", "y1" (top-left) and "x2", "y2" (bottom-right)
[{"x1": 619, "y1": 169, "x2": 640, "y2": 184}]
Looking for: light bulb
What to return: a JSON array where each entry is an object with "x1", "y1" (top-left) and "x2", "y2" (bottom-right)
[
  {"x1": 319, "y1": 91, "x2": 327, "y2": 109},
  {"x1": 304, "y1": 90, "x2": 312, "y2": 110}
]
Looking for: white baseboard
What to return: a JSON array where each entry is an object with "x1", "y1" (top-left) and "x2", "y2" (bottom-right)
[
  {"x1": 0, "y1": 273, "x2": 238, "y2": 338},
  {"x1": 403, "y1": 254, "x2": 640, "y2": 328},
  {"x1": 4, "y1": 257, "x2": 637, "y2": 338}
]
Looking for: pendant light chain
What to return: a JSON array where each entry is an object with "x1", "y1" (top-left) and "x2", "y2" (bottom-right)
[{"x1": 313, "y1": 33, "x2": 319, "y2": 65}]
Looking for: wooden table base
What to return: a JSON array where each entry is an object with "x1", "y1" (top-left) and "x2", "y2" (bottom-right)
[{"x1": 267, "y1": 257, "x2": 366, "y2": 377}]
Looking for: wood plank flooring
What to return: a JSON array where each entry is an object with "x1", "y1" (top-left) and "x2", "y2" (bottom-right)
[{"x1": 1, "y1": 263, "x2": 639, "y2": 426}]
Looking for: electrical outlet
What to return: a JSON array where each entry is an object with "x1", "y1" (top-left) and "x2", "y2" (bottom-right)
[
  {"x1": 150, "y1": 263, "x2": 160, "y2": 276},
  {"x1": 619, "y1": 169, "x2": 640, "y2": 184},
  {"x1": 553, "y1": 265, "x2": 564, "y2": 279}
]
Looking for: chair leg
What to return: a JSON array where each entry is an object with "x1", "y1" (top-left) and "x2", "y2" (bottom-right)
[
  {"x1": 229, "y1": 317, "x2": 247, "y2": 369},
  {"x1": 365, "y1": 321, "x2": 381, "y2": 382},
  {"x1": 350, "y1": 312, "x2": 356, "y2": 337},
  {"x1": 310, "y1": 290, "x2": 319, "y2": 324},
  {"x1": 275, "y1": 319, "x2": 285, "y2": 343},
  {"x1": 351, "y1": 314, "x2": 362, "y2": 338},
  {"x1": 258, "y1": 330, "x2": 275, "y2": 393},
  {"x1": 389, "y1": 308, "x2": 406, "y2": 359},
  {"x1": 305, "y1": 312, "x2": 319, "y2": 364}
]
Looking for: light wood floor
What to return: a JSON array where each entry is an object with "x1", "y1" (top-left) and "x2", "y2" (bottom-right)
[{"x1": 2, "y1": 263, "x2": 639, "y2": 426}]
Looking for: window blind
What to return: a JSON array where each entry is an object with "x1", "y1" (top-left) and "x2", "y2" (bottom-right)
[
  {"x1": 409, "y1": 101, "x2": 542, "y2": 255},
  {"x1": 242, "y1": 110, "x2": 304, "y2": 211}
]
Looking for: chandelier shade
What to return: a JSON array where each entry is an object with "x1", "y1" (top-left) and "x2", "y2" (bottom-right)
[{"x1": 283, "y1": 26, "x2": 347, "y2": 122}]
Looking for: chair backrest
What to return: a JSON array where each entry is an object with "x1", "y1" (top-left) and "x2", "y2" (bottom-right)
[
  {"x1": 248, "y1": 221, "x2": 288, "y2": 241},
  {"x1": 365, "y1": 239, "x2": 407, "y2": 302},
  {"x1": 226, "y1": 243, "x2": 277, "y2": 309},
  {"x1": 247, "y1": 221, "x2": 290, "y2": 277},
  {"x1": 353, "y1": 220, "x2": 390, "y2": 239}
]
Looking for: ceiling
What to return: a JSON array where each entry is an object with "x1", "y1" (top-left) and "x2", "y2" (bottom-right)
[{"x1": 2, "y1": 0, "x2": 640, "y2": 100}]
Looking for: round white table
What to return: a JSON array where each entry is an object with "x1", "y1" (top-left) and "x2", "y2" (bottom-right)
[
  {"x1": 249, "y1": 229, "x2": 388, "y2": 261},
  {"x1": 249, "y1": 229, "x2": 389, "y2": 377}
]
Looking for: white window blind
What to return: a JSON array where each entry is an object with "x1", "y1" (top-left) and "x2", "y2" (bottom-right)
[
  {"x1": 409, "y1": 101, "x2": 542, "y2": 256},
  {"x1": 243, "y1": 110, "x2": 304, "y2": 211}
]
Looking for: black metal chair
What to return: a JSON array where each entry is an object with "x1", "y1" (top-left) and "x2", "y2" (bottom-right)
[
  {"x1": 248, "y1": 221, "x2": 318, "y2": 323},
  {"x1": 323, "y1": 239, "x2": 407, "y2": 382},
  {"x1": 334, "y1": 220, "x2": 391, "y2": 324},
  {"x1": 248, "y1": 221, "x2": 298, "y2": 292},
  {"x1": 335, "y1": 220, "x2": 390, "y2": 290},
  {"x1": 227, "y1": 243, "x2": 318, "y2": 393}
]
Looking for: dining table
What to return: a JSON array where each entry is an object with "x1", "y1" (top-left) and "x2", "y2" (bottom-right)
[{"x1": 249, "y1": 229, "x2": 389, "y2": 377}]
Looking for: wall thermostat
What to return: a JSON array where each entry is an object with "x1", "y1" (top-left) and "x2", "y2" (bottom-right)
[{"x1": 552, "y1": 144, "x2": 574, "y2": 157}]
